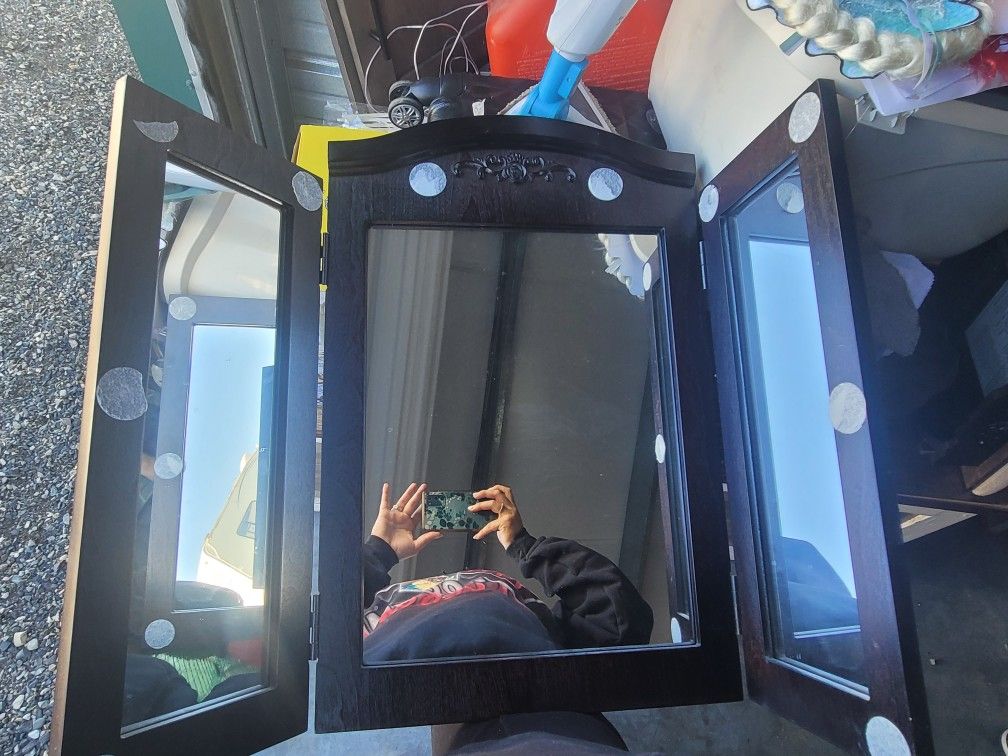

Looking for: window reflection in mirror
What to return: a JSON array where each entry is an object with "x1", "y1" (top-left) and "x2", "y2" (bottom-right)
[
  {"x1": 725, "y1": 162, "x2": 866, "y2": 690},
  {"x1": 121, "y1": 162, "x2": 280, "y2": 730},
  {"x1": 361, "y1": 228, "x2": 692, "y2": 664}
]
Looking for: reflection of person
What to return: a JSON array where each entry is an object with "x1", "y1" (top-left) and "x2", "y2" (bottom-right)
[
  {"x1": 364, "y1": 482, "x2": 654, "y2": 661},
  {"x1": 365, "y1": 482, "x2": 652, "y2": 754},
  {"x1": 122, "y1": 597, "x2": 261, "y2": 728},
  {"x1": 122, "y1": 649, "x2": 260, "y2": 726},
  {"x1": 124, "y1": 574, "x2": 260, "y2": 726}
]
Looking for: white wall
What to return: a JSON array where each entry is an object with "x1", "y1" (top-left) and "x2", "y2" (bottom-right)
[
  {"x1": 649, "y1": 0, "x2": 812, "y2": 183},
  {"x1": 163, "y1": 191, "x2": 281, "y2": 300},
  {"x1": 647, "y1": 0, "x2": 1008, "y2": 258}
]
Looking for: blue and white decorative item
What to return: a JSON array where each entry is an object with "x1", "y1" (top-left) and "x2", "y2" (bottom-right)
[{"x1": 747, "y1": 0, "x2": 992, "y2": 79}]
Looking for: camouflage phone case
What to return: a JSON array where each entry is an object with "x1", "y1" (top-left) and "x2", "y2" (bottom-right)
[{"x1": 422, "y1": 491, "x2": 488, "y2": 531}]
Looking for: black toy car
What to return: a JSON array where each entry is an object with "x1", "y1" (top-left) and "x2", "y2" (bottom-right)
[{"x1": 386, "y1": 73, "x2": 478, "y2": 129}]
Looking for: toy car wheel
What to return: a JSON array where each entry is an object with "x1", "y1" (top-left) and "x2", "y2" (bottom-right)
[
  {"x1": 388, "y1": 97, "x2": 424, "y2": 129},
  {"x1": 428, "y1": 97, "x2": 467, "y2": 123},
  {"x1": 388, "y1": 79, "x2": 413, "y2": 102}
]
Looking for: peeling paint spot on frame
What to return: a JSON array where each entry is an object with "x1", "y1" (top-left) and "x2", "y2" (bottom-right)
[
  {"x1": 788, "y1": 92, "x2": 821, "y2": 144},
  {"x1": 829, "y1": 381, "x2": 867, "y2": 434},
  {"x1": 154, "y1": 453, "x2": 183, "y2": 480},
  {"x1": 588, "y1": 167, "x2": 623, "y2": 201},
  {"x1": 698, "y1": 184, "x2": 719, "y2": 223},
  {"x1": 409, "y1": 162, "x2": 447, "y2": 197},
  {"x1": 865, "y1": 716, "x2": 910, "y2": 756},
  {"x1": 96, "y1": 366, "x2": 148, "y2": 421},
  {"x1": 144, "y1": 619, "x2": 175, "y2": 650},
  {"x1": 133, "y1": 120, "x2": 179, "y2": 143},
  {"x1": 168, "y1": 296, "x2": 196, "y2": 321},
  {"x1": 292, "y1": 170, "x2": 323, "y2": 211}
]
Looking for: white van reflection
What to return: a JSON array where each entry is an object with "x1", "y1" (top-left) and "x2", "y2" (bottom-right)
[{"x1": 195, "y1": 449, "x2": 265, "y2": 608}]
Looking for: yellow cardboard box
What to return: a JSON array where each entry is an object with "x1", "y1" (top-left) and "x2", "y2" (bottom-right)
[{"x1": 291, "y1": 123, "x2": 386, "y2": 237}]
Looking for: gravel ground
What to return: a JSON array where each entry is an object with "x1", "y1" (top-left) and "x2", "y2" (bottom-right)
[{"x1": 0, "y1": 0, "x2": 136, "y2": 751}]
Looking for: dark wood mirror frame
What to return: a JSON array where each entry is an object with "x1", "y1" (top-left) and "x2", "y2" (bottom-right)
[
  {"x1": 53, "y1": 77, "x2": 319, "y2": 755},
  {"x1": 700, "y1": 81, "x2": 931, "y2": 754},
  {"x1": 53, "y1": 75, "x2": 942, "y2": 754},
  {"x1": 317, "y1": 115, "x2": 744, "y2": 732}
]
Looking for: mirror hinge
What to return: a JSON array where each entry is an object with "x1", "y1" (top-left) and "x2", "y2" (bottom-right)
[
  {"x1": 698, "y1": 240, "x2": 707, "y2": 290},
  {"x1": 309, "y1": 593, "x2": 320, "y2": 661},
  {"x1": 319, "y1": 233, "x2": 329, "y2": 288}
]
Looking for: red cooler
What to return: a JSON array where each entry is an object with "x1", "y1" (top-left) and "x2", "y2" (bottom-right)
[{"x1": 485, "y1": 0, "x2": 673, "y2": 94}]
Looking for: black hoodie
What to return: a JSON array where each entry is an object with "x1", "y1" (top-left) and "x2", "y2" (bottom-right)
[{"x1": 362, "y1": 528, "x2": 654, "y2": 663}]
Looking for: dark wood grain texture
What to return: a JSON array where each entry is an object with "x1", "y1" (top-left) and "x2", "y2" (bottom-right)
[
  {"x1": 318, "y1": 116, "x2": 742, "y2": 731},
  {"x1": 328, "y1": 115, "x2": 694, "y2": 186},
  {"x1": 701, "y1": 80, "x2": 932, "y2": 755},
  {"x1": 52, "y1": 76, "x2": 319, "y2": 755}
]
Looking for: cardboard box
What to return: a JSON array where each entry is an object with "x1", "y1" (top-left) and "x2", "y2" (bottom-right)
[{"x1": 291, "y1": 124, "x2": 386, "y2": 238}]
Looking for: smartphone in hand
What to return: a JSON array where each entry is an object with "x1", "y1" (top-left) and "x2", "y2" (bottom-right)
[{"x1": 422, "y1": 491, "x2": 490, "y2": 531}]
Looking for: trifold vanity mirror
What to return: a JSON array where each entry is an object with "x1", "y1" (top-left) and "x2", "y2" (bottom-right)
[{"x1": 55, "y1": 76, "x2": 929, "y2": 755}]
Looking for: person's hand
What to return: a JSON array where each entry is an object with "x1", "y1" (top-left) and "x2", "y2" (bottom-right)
[
  {"x1": 371, "y1": 482, "x2": 442, "y2": 560},
  {"x1": 469, "y1": 484, "x2": 524, "y2": 549}
]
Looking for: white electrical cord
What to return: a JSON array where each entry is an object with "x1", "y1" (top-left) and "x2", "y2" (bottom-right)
[
  {"x1": 440, "y1": 43, "x2": 473, "y2": 74},
  {"x1": 445, "y1": 56, "x2": 474, "y2": 73},
  {"x1": 362, "y1": 3, "x2": 488, "y2": 108},
  {"x1": 439, "y1": 24, "x2": 479, "y2": 74},
  {"x1": 439, "y1": 27, "x2": 478, "y2": 74},
  {"x1": 412, "y1": 2, "x2": 487, "y2": 81},
  {"x1": 363, "y1": 22, "x2": 469, "y2": 107},
  {"x1": 440, "y1": 3, "x2": 488, "y2": 77}
]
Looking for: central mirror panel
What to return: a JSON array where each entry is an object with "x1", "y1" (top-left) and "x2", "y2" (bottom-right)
[{"x1": 361, "y1": 227, "x2": 692, "y2": 664}]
